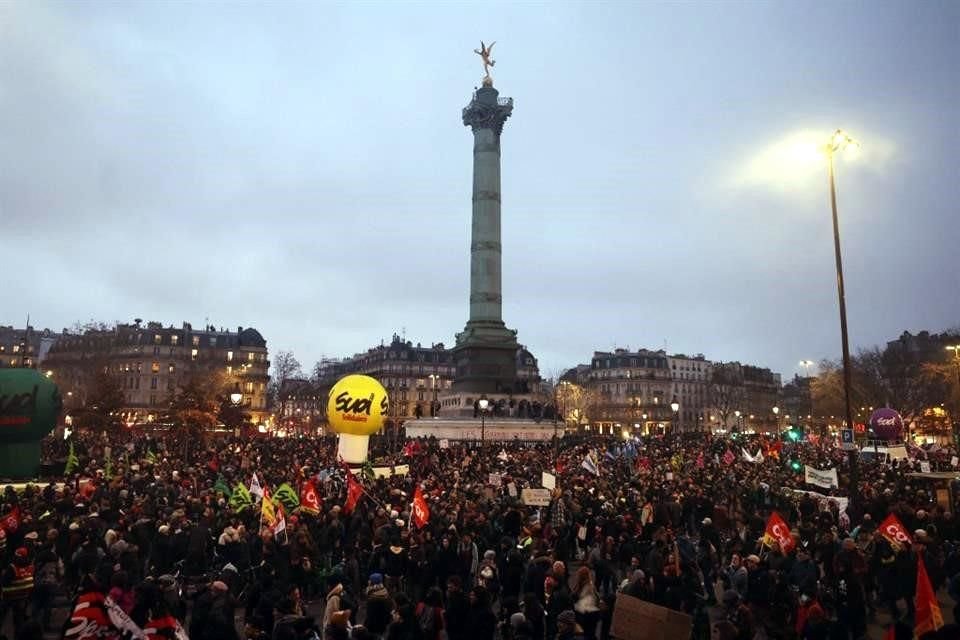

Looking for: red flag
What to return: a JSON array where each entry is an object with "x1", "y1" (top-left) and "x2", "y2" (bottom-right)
[
  {"x1": 274, "y1": 502, "x2": 287, "y2": 543},
  {"x1": 344, "y1": 468, "x2": 363, "y2": 514},
  {"x1": 878, "y1": 513, "x2": 912, "y2": 551},
  {"x1": 915, "y1": 555, "x2": 944, "y2": 636},
  {"x1": 143, "y1": 615, "x2": 183, "y2": 640},
  {"x1": 555, "y1": 460, "x2": 566, "y2": 475},
  {"x1": 412, "y1": 486, "x2": 430, "y2": 529},
  {"x1": 0, "y1": 506, "x2": 20, "y2": 534},
  {"x1": 722, "y1": 449, "x2": 735, "y2": 465},
  {"x1": 762, "y1": 511, "x2": 795, "y2": 553},
  {"x1": 300, "y1": 480, "x2": 321, "y2": 515}
]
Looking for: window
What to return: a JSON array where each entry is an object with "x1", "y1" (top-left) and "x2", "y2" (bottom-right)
[
  {"x1": 154, "y1": 334, "x2": 162, "y2": 344},
  {"x1": 150, "y1": 394, "x2": 156, "y2": 406},
  {"x1": 151, "y1": 377, "x2": 158, "y2": 389},
  {"x1": 153, "y1": 346, "x2": 160, "y2": 356},
  {"x1": 248, "y1": 352, "x2": 255, "y2": 362},
  {"x1": 210, "y1": 337, "x2": 217, "y2": 348},
  {"x1": 171, "y1": 335, "x2": 179, "y2": 346},
  {"x1": 134, "y1": 377, "x2": 140, "y2": 390},
  {"x1": 244, "y1": 381, "x2": 254, "y2": 393},
  {"x1": 151, "y1": 362, "x2": 159, "y2": 373},
  {"x1": 137, "y1": 362, "x2": 142, "y2": 373},
  {"x1": 12, "y1": 345, "x2": 19, "y2": 353},
  {"x1": 167, "y1": 379, "x2": 175, "y2": 391},
  {"x1": 227, "y1": 351, "x2": 233, "y2": 362},
  {"x1": 192, "y1": 336, "x2": 200, "y2": 347},
  {"x1": 191, "y1": 349, "x2": 198, "y2": 361},
  {"x1": 168, "y1": 363, "x2": 175, "y2": 374}
]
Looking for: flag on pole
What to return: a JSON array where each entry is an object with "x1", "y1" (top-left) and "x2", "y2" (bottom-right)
[
  {"x1": 145, "y1": 448, "x2": 158, "y2": 465},
  {"x1": 580, "y1": 451, "x2": 600, "y2": 476},
  {"x1": 0, "y1": 506, "x2": 21, "y2": 534},
  {"x1": 412, "y1": 485, "x2": 430, "y2": 529},
  {"x1": 65, "y1": 441, "x2": 79, "y2": 476},
  {"x1": 670, "y1": 453, "x2": 683, "y2": 471},
  {"x1": 878, "y1": 513, "x2": 912, "y2": 551},
  {"x1": 273, "y1": 483, "x2": 300, "y2": 512},
  {"x1": 273, "y1": 502, "x2": 288, "y2": 544},
  {"x1": 249, "y1": 473, "x2": 264, "y2": 502},
  {"x1": 229, "y1": 483, "x2": 253, "y2": 513},
  {"x1": 742, "y1": 447, "x2": 754, "y2": 463},
  {"x1": 344, "y1": 468, "x2": 364, "y2": 514},
  {"x1": 722, "y1": 449, "x2": 735, "y2": 465},
  {"x1": 299, "y1": 480, "x2": 321, "y2": 515},
  {"x1": 213, "y1": 475, "x2": 232, "y2": 498},
  {"x1": 915, "y1": 555, "x2": 944, "y2": 636},
  {"x1": 761, "y1": 511, "x2": 795, "y2": 552},
  {"x1": 260, "y1": 486, "x2": 276, "y2": 528}
]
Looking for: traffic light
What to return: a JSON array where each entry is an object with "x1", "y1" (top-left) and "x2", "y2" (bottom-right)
[
  {"x1": 786, "y1": 427, "x2": 801, "y2": 442},
  {"x1": 789, "y1": 456, "x2": 802, "y2": 472}
]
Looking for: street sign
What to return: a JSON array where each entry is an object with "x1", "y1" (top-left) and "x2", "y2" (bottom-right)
[{"x1": 840, "y1": 429, "x2": 856, "y2": 451}]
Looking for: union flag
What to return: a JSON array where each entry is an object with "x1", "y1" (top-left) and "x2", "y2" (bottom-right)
[
  {"x1": 412, "y1": 485, "x2": 430, "y2": 529},
  {"x1": 300, "y1": 480, "x2": 321, "y2": 515}
]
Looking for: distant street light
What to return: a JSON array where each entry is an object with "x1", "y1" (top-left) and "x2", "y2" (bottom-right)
[
  {"x1": 799, "y1": 360, "x2": 815, "y2": 378},
  {"x1": 478, "y1": 396, "x2": 490, "y2": 447},
  {"x1": 670, "y1": 396, "x2": 680, "y2": 433},
  {"x1": 230, "y1": 382, "x2": 243, "y2": 406}
]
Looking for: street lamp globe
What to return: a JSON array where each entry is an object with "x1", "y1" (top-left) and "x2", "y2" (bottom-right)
[
  {"x1": 772, "y1": 406, "x2": 779, "y2": 416},
  {"x1": 230, "y1": 382, "x2": 243, "y2": 406},
  {"x1": 670, "y1": 398, "x2": 679, "y2": 413},
  {"x1": 478, "y1": 397, "x2": 490, "y2": 412}
]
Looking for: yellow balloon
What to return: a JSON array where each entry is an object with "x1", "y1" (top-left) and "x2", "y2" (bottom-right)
[{"x1": 327, "y1": 375, "x2": 389, "y2": 436}]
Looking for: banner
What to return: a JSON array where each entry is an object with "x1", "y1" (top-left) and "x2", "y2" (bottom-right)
[
  {"x1": 803, "y1": 466, "x2": 838, "y2": 489},
  {"x1": 762, "y1": 511, "x2": 795, "y2": 552}
]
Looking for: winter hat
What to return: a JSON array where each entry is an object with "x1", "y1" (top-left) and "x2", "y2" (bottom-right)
[
  {"x1": 369, "y1": 573, "x2": 383, "y2": 585},
  {"x1": 556, "y1": 610, "x2": 576, "y2": 627}
]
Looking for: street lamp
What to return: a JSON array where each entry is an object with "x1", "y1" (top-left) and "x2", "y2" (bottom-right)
[
  {"x1": 230, "y1": 382, "x2": 243, "y2": 406},
  {"x1": 946, "y1": 346, "x2": 960, "y2": 444},
  {"x1": 799, "y1": 360, "x2": 814, "y2": 378},
  {"x1": 772, "y1": 405, "x2": 780, "y2": 431},
  {"x1": 824, "y1": 128, "x2": 860, "y2": 507},
  {"x1": 478, "y1": 396, "x2": 490, "y2": 448},
  {"x1": 670, "y1": 396, "x2": 680, "y2": 433}
]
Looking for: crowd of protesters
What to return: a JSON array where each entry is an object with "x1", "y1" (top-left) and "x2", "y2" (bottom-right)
[{"x1": 0, "y1": 429, "x2": 958, "y2": 640}]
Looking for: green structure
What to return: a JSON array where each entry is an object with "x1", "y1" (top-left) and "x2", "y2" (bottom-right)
[{"x1": 0, "y1": 369, "x2": 61, "y2": 478}]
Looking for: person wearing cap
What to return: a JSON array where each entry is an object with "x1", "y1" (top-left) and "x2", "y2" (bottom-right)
[
  {"x1": 1, "y1": 547, "x2": 34, "y2": 628},
  {"x1": 363, "y1": 573, "x2": 393, "y2": 637},
  {"x1": 554, "y1": 609, "x2": 583, "y2": 640}
]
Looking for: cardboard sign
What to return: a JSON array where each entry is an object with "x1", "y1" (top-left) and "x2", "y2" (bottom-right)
[
  {"x1": 507, "y1": 482, "x2": 517, "y2": 497},
  {"x1": 488, "y1": 473, "x2": 502, "y2": 486},
  {"x1": 372, "y1": 464, "x2": 409, "y2": 479},
  {"x1": 952, "y1": 456, "x2": 958, "y2": 467},
  {"x1": 541, "y1": 471, "x2": 556, "y2": 490},
  {"x1": 439, "y1": 439, "x2": 449, "y2": 449},
  {"x1": 521, "y1": 488, "x2": 552, "y2": 507},
  {"x1": 611, "y1": 593, "x2": 692, "y2": 640},
  {"x1": 920, "y1": 461, "x2": 931, "y2": 473}
]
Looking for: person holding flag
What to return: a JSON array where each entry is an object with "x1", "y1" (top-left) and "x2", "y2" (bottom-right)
[{"x1": 299, "y1": 480, "x2": 321, "y2": 516}]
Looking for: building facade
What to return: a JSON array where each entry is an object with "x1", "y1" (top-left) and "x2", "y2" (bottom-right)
[
  {"x1": 587, "y1": 349, "x2": 676, "y2": 434},
  {"x1": 45, "y1": 320, "x2": 271, "y2": 425},
  {"x1": 312, "y1": 334, "x2": 542, "y2": 422},
  {"x1": 0, "y1": 325, "x2": 58, "y2": 369},
  {"x1": 668, "y1": 354, "x2": 713, "y2": 432}
]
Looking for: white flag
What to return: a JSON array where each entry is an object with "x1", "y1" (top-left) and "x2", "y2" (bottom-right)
[
  {"x1": 497, "y1": 450, "x2": 509, "y2": 462},
  {"x1": 741, "y1": 447, "x2": 754, "y2": 463},
  {"x1": 249, "y1": 472, "x2": 264, "y2": 501},
  {"x1": 803, "y1": 465, "x2": 838, "y2": 489},
  {"x1": 581, "y1": 451, "x2": 600, "y2": 476}
]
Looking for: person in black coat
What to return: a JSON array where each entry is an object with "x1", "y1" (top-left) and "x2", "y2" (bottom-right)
[
  {"x1": 363, "y1": 573, "x2": 394, "y2": 637},
  {"x1": 466, "y1": 586, "x2": 497, "y2": 640},
  {"x1": 444, "y1": 577, "x2": 470, "y2": 640}
]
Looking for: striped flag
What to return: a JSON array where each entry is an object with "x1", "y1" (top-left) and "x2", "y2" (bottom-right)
[
  {"x1": 581, "y1": 451, "x2": 600, "y2": 476},
  {"x1": 261, "y1": 486, "x2": 277, "y2": 528}
]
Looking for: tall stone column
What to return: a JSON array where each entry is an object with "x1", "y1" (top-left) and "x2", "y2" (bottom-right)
[{"x1": 452, "y1": 84, "x2": 519, "y2": 395}]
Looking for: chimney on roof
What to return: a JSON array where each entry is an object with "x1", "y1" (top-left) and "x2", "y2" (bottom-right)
[
  {"x1": 183, "y1": 322, "x2": 191, "y2": 331},
  {"x1": 237, "y1": 326, "x2": 243, "y2": 334}
]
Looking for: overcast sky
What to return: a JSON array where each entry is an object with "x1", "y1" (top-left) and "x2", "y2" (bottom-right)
[{"x1": 3, "y1": 1, "x2": 958, "y2": 380}]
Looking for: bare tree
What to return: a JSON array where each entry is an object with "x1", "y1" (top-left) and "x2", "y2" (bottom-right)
[
  {"x1": 709, "y1": 363, "x2": 745, "y2": 429},
  {"x1": 268, "y1": 350, "x2": 302, "y2": 409}
]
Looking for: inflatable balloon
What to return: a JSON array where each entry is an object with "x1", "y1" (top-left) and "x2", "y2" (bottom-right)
[
  {"x1": 869, "y1": 408, "x2": 904, "y2": 441},
  {"x1": 327, "y1": 374, "x2": 388, "y2": 464}
]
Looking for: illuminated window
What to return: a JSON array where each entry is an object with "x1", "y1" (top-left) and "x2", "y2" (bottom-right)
[
  {"x1": 171, "y1": 335, "x2": 179, "y2": 346},
  {"x1": 244, "y1": 382, "x2": 254, "y2": 393},
  {"x1": 151, "y1": 362, "x2": 159, "y2": 373},
  {"x1": 168, "y1": 363, "x2": 175, "y2": 374},
  {"x1": 227, "y1": 351, "x2": 233, "y2": 362},
  {"x1": 192, "y1": 336, "x2": 200, "y2": 347},
  {"x1": 154, "y1": 334, "x2": 161, "y2": 344},
  {"x1": 210, "y1": 336, "x2": 217, "y2": 348},
  {"x1": 248, "y1": 352, "x2": 255, "y2": 362},
  {"x1": 12, "y1": 345, "x2": 19, "y2": 353},
  {"x1": 191, "y1": 349, "x2": 198, "y2": 361}
]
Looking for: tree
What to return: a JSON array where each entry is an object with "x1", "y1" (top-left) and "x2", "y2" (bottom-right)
[
  {"x1": 709, "y1": 363, "x2": 745, "y2": 429},
  {"x1": 73, "y1": 367, "x2": 126, "y2": 431},
  {"x1": 162, "y1": 370, "x2": 226, "y2": 446},
  {"x1": 268, "y1": 350, "x2": 302, "y2": 410}
]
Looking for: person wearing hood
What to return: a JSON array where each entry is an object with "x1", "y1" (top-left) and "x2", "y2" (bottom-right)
[
  {"x1": 384, "y1": 537, "x2": 409, "y2": 595},
  {"x1": 364, "y1": 573, "x2": 393, "y2": 637},
  {"x1": 324, "y1": 576, "x2": 352, "y2": 637}
]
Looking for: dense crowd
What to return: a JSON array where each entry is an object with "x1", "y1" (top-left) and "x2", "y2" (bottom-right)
[{"x1": 0, "y1": 429, "x2": 958, "y2": 640}]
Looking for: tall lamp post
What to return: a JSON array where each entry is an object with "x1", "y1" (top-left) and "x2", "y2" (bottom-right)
[
  {"x1": 799, "y1": 360, "x2": 815, "y2": 378},
  {"x1": 478, "y1": 396, "x2": 490, "y2": 448},
  {"x1": 772, "y1": 405, "x2": 780, "y2": 432},
  {"x1": 734, "y1": 410, "x2": 741, "y2": 432},
  {"x1": 670, "y1": 396, "x2": 680, "y2": 434},
  {"x1": 946, "y1": 346, "x2": 960, "y2": 446},
  {"x1": 825, "y1": 129, "x2": 860, "y2": 509}
]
